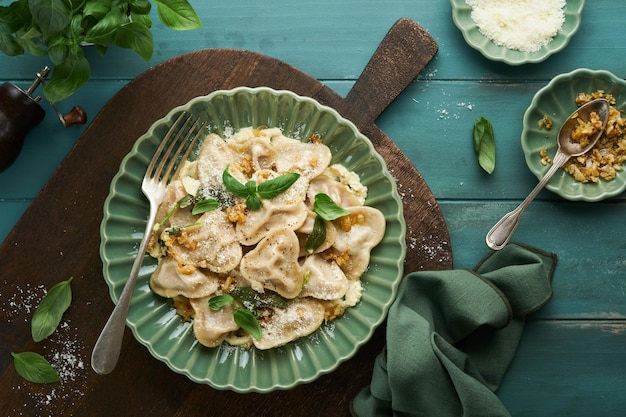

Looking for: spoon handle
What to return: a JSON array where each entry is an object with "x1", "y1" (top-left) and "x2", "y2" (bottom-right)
[{"x1": 486, "y1": 150, "x2": 569, "y2": 250}]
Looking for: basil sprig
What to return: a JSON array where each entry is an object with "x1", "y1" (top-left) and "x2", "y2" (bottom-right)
[
  {"x1": 192, "y1": 198, "x2": 219, "y2": 215},
  {"x1": 208, "y1": 294, "x2": 234, "y2": 311},
  {"x1": 208, "y1": 287, "x2": 292, "y2": 341},
  {"x1": 305, "y1": 193, "x2": 351, "y2": 254},
  {"x1": 11, "y1": 352, "x2": 59, "y2": 384},
  {"x1": 473, "y1": 117, "x2": 496, "y2": 174},
  {"x1": 155, "y1": 194, "x2": 218, "y2": 232},
  {"x1": 305, "y1": 216, "x2": 327, "y2": 255},
  {"x1": 233, "y1": 309, "x2": 262, "y2": 341},
  {"x1": 223, "y1": 165, "x2": 300, "y2": 210},
  {"x1": 313, "y1": 193, "x2": 351, "y2": 220},
  {"x1": 31, "y1": 277, "x2": 73, "y2": 342}
]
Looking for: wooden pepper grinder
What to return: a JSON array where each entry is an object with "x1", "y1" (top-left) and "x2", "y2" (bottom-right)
[{"x1": 0, "y1": 67, "x2": 87, "y2": 172}]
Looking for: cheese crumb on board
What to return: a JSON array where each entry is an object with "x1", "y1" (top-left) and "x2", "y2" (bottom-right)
[{"x1": 466, "y1": 0, "x2": 566, "y2": 53}]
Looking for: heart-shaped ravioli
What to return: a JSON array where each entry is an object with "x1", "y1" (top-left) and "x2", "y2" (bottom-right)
[{"x1": 239, "y1": 228, "x2": 303, "y2": 298}]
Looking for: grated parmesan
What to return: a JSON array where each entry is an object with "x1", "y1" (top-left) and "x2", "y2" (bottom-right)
[{"x1": 466, "y1": 0, "x2": 566, "y2": 53}]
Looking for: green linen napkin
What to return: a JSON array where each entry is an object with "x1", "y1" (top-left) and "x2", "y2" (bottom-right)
[{"x1": 351, "y1": 242, "x2": 557, "y2": 417}]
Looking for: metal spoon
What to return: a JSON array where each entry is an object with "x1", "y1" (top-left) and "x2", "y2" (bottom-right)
[{"x1": 486, "y1": 98, "x2": 611, "y2": 250}]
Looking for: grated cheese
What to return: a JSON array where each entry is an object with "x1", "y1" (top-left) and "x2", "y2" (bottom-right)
[{"x1": 466, "y1": 0, "x2": 566, "y2": 53}]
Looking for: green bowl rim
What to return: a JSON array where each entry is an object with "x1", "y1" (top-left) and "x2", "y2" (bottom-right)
[{"x1": 99, "y1": 86, "x2": 407, "y2": 392}]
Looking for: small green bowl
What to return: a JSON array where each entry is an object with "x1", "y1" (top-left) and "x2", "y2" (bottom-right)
[
  {"x1": 99, "y1": 87, "x2": 407, "y2": 392},
  {"x1": 450, "y1": 0, "x2": 584, "y2": 65},
  {"x1": 521, "y1": 69, "x2": 626, "y2": 201}
]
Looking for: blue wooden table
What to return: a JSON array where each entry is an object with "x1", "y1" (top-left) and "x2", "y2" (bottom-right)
[{"x1": 1, "y1": 1, "x2": 625, "y2": 416}]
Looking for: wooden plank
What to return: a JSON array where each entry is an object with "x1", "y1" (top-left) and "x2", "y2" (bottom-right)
[
  {"x1": 439, "y1": 201, "x2": 626, "y2": 319},
  {"x1": 0, "y1": 201, "x2": 29, "y2": 241},
  {"x1": 1, "y1": 1, "x2": 624, "y2": 83},
  {"x1": 499, "y1": 320, "x2": 626, "y2": 416},
  {"x1": 378, "y1": 80, "x2": 626, "y2": 202}
]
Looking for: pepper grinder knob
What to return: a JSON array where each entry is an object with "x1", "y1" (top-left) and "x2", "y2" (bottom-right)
[{"x1": 62, "y1": 105, "x2": 88, "y2": 127}]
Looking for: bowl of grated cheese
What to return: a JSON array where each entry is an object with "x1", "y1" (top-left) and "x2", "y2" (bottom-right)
[
  {"x1": 521, "y1": 68, "x2": 626, "y2": 201},
  {"x1": 450, "y1": 0, "x2": 584, "y2": 65}
]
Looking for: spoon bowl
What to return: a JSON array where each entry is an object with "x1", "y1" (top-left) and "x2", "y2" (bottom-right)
[{"x1": 486, "y1": 98, "x2": 610, "y2": 250}]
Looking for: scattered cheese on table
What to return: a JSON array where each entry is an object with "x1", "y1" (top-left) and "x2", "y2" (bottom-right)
[{"x1": 466, "y1": 0, "x2": 566, "y2": 53}]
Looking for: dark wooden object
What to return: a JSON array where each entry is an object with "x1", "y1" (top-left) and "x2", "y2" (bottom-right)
[{"x1": 0, "y1": 19, "x2": 451, "y2": 417}]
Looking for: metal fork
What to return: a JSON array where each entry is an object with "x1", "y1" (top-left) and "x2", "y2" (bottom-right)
[{"x1": 91, "y1": 112, "x2": 205, "y2": 375}]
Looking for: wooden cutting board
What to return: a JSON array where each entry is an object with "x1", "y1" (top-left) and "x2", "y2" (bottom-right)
[{"x1": 0, "y1": 18, "x2": 451, "y2": 417}]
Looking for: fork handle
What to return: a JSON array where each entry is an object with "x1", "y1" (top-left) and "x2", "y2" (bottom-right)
[{"x1": 91, "y1": 208, "x2": 157, "y2": 374}]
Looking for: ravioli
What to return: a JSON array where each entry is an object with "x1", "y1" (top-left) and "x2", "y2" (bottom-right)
[{"x1": 147, "y1": 126, "x2": 386, "y2": 350}]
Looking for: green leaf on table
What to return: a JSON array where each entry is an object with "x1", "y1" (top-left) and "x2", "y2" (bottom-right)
[
  {"x1": 154, "y1": 0, "x2": 201, "y2": 31},
  {"x1": 472, "y1": 116, "x2": 496, "y2": 174},
  {"x1": 114, "y1": 21, "x2": 153, "y2": 61},
  {"x1": 29, "y1": 0, "x2": 72, "y2": 37},
  {"x1": 313, "y1": 193, "x2": 351, "y2": 221},
  {"x1": 257, "y1": 172, "x2": 300, "y2": 199},
  {"x1": 11, "y1": 352, "x2": 59, "y2": 384},
  {"x1": 234, "y1": 308, "x2": 262, "y2": 340},
  {"x1": 31, "y1": 277, "x2": 73, "y2": 342}
]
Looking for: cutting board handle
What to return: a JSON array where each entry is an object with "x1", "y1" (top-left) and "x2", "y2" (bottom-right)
[{"x1": 343, "y1": 18, "x2": 438, "y2": 126}]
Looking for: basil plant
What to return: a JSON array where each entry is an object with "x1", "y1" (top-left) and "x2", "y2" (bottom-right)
[{"x1": 0, "y1": 0, "x2": 201, "y2": 102}]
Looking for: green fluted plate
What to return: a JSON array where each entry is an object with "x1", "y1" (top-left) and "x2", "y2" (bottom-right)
[
  {"x1": 450, "y1": 0, "x2": 584, "y2": 65},
  {"x1": 521, "y1": 69, "x2": 626, "y2": 201},
  {"x1": 99, "y1": 87, "x2": 406, "y2": 392}
]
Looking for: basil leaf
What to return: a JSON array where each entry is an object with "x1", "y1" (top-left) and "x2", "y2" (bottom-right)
[
  {"x1": 31, "y1": 277, "x2": 73, "y2": 342},
  {"x1": 129, "y1": 0, "x2": 152, "y2": 15},
  {"x1": 83, "y1": 6, "x2": 125, "y2": 46},
  {"x1": 43, "y1": 50, "x2": 91, "y2": 102},
  {"x1": 245, "y1": 195, "x2": 262, "y2": 211},
  {"x1": 154, "y1": 0, "x2": 201, "y2": 31},
  {"x1": 305, "y1": 216, "x2": 326, "y2": 254},
  {"x1": 313, "y1": 193, "x2": 351, "y2": 221},
  {"x1": 257, "y1": 172, "x2": 300, "y2": 199},
  {"x1": 155, "y1": 194, "x2": 193, "y2": 230},
  {"x1": 165, "y1": 221, "x2": 201, "y2": 236},
  {"x1": 29, "y1": 0, "x2": 72, "y2": 37},
  {"x1": 192, "y1": 198, "x2": 218, "y2": 215},
  {"x1": 177, "y1": 194, "x2": 194, "y2": 209},
  {"x1": 0, "y1": 33, "x2": 24, "y2": 56},
  {"x1": 83, "y1": 0, "x2": 112, "y2": 20},
  {"x1": 222, "y1": 166, "x2": 249, "y2": 197},
  {"x1": 230, "y1": 287, "x2": 290, "y2": 309},
  {"x1": 114, "y1": 21, "x2": 153, "y2": 61},
  {"x1": 234, "y1": 308, "x2": 262, "y2": 340},
  {"x1": 11, "y1": 352, "x2": 60, "y2": 384},
  {"x1": 473, "y1": 117, "x2": 496, "y2": 174},
  {"x1": 245, "y1": 180, "x2": 257, "y2": 196},
  {"x1": 208, "y1": 294, "x2": 234, "y2": 311}
]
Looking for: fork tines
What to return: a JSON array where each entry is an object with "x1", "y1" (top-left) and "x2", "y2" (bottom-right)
[{"x1": 147, "y1": 112, "x2": 206, "y2": 183}]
